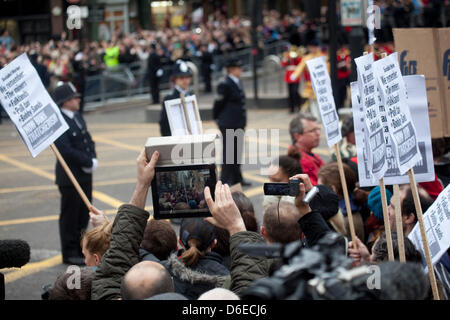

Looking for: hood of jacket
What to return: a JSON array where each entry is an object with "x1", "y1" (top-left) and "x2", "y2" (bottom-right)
[{"x1": 165, "y1": 253, "x2": 227, "y2": 287}]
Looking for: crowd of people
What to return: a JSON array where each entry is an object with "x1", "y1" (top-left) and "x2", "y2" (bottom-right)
[
  {"x1": 158, "y1": 188, "x2": 206, "y2": 212},
  {"x1": 2, "y1": 3, "x2": 450, "y2": 302},
  {"x1": 39, "y1": 109, "x2": 450, "y2": 301}
]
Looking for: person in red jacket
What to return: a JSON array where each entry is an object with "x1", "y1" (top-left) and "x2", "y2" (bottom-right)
[
  {"x1": 288, "y1": 112, "x2": 324, "y2": 185},
  {"x1": 281, "y1": 46, "x2": 302, "y2": 113},
  {"x1": 336, "y1": 45, "x2": 351, "y2": 110}
]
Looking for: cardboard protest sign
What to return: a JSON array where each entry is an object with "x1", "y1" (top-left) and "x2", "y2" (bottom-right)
[
  {"x1": 0, "y1": 53, "x2": 69, "y2": 157},
  {"x1": 306, "y1": 56, "x2": 342, "y2": 147},
  {"x1": 354, "y1": 53, "x2": 388, "y2": 180},
  {"x1": 393, "y1": 28, "x2": 450, "y2": 138},
  {"x1": 373, "y1": 52, "x2": 422, "y2": 174},
  {"x1": 437, "y1": 28, "x2": 450, "y2": 137},
  {"x1": 165, "y1": 94, "x2": 202, "y2": 136},
  {"x1": 352, "y1": 75, "x2": 435, "y2": 187},
  {"x1": 408, "y1": 184, "x2": 450, "y2": 272}
]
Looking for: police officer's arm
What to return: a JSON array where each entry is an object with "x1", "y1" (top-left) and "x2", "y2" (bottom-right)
[{"x1": 212, "y1": 81, "x2": 228, "y2": 120}]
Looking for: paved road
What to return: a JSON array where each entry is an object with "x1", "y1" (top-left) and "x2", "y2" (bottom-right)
[{"x1": 0, "y1": 102, "x2": 331, "y2": 300}]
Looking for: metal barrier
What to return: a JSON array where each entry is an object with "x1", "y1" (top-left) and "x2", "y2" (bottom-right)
[
  {"x1": 83, "y1": 40, "x2": 289, "y2": 108},
  {"x1": 261, "y1": 55, "x2": 285, "y2": 95}
]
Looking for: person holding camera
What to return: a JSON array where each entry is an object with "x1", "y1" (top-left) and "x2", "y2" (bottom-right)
[
  {"x1": 204, "y1": 175, "x2": 345, "y2": 296},
  {"x1": 92, "y1": 149, "x2": 177, "y2": 300},
  {"x1": 212, "y1": 58, "x2": 250, "y2": 187}
]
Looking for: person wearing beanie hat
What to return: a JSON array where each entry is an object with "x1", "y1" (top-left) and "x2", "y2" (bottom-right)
[
  {"x1": 52, "y1": 82, "x2": 97, "y2": 266},
  {"x1": 159, "y1": 59, "x2": 193, "y2": 136},
  {"x1": 161, "y1": 218, "x2": 229, "y2": 300},
  {"x1": 367, "y1": 186, "x2": 392, "y2": 222},
  {"x1": 365, "y1": 186, "x2": 393, "y2": 248}
]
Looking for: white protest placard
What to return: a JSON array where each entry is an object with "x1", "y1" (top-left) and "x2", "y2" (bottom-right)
[
  {"x1": 0, "y1": 53, "x2": 69, "y2": 157},
  {"x1": 165, "y1": 94, "x2": 202, "y2": 136},
  {"x1": 354, "y1": 53, "x2": 388, "y2": 180},
  {"x1": 373, "y1": 52, "x2": 422, "y2": 175},
  {"x1": 352, "y1": 75, "x2": 435, "y2": 187},
  {"x1": 306, "y1": 56, "x2": 342, "y2": 147},
  {"x1": 408, "y1": 184, "x2": 450, "y2": 272}
]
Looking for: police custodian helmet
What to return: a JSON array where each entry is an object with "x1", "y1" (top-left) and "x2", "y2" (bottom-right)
[
  {"x1": 52, "y1": 82, "x2": 80, "y2": 107},
  {"x1": 171, "y1": 60, "x2": 192, "y2": 78}
]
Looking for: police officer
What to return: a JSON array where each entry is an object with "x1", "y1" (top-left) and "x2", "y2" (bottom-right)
[
  {"x1": 147, "y1": 42, "x2": 163, "y2": 104},
  {"x1": 159, "y1": 60, "x2": 193, "y2": 136},
  {"x1": 52, "y1": 82, "x2": 97, "y2": 265},
  {"x1": 213, "y1": 58, "x2": 251, "y2": 186},
  {"x1": 199, "y1": 43, "x2": 213, "y2": 93}
]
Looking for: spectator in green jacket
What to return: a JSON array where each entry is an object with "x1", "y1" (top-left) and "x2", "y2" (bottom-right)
[{"x1": 91, "y1": 149, "x2": 177, "y2": 300}]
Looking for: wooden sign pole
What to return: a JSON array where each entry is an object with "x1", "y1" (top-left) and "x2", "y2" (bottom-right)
[
  {"x1": 362, "y1": 50, "x2": 394, "y2": 262},
  {"x1": 50, "y1": 143, "x2": 92, "y2": 211},
  {"x1": 408, "y1": 168, "x2": 440, "y2": 300},
  {"x1": 379, "y1": 178, "x2": 395, "y2": 261},
  {"x1": 334, "y1": 144, "x2": 357, "y2": 248},
  {"x1": 393, "y1": 184, "x2": 406, "y2": 262}
]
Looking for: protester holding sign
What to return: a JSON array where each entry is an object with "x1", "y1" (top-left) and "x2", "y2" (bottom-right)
[{"x1": 52, "y1": 82, "x2": 97, "y2": 266}]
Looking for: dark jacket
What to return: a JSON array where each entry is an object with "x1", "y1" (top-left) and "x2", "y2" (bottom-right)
[
  {"x1": 298, "y1": 210, "x2": 335, "y2": 247},
  {"x1": 159, "y1": 88, "x2": 192, "y2": 136},
  {"x1": 139, "y1": 248, "x2": 161, "y2": 263},
  {"x1": 227, "y1": 211, "x2": 347, "y2": 297},
  {"x1": 91, "y1": 204, "x2": 149, "y2": 300},
  {"x1": 147, "y1": 51, "x2": 161, "y2": 79},
  {"x1": 228, "y1": 231, "x2": 271, "y2": 297},
  {"x1": 161, "y1": 251, "x2": 229, "y2": 300},
  {"x1": 54, "y1": 112, "x2": 96, "y2": 187},
  {"x1": 213, "y1": 75, "x2": 246, "y2": 129}
]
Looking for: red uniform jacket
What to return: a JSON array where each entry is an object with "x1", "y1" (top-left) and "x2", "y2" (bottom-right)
[{"x1": 282, "y1": 56, "x2": 302, "y2": 83}]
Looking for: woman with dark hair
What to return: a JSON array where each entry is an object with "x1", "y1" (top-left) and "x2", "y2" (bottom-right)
[
  {"x1": 212, "y1": 191, "x2": 258, "y2": 269},
  {"x1": 317, "y1": 161, "x2": 369, "y2": 242},
  {"x1": 161, "y1": 218, "x2": 229, "y2": 300}
]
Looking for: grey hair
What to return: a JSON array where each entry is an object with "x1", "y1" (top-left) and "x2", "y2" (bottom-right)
[{"x1": 289, "y1": 112, "x2": 317, "y2": 144}]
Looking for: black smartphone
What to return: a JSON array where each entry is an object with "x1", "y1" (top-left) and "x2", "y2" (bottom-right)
[{"x1": 263, "y1": 179, "x2": 300, "y2": 197}]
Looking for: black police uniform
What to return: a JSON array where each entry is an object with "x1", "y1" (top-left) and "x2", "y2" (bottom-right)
[
  {"x1": 159, "y1": 60, "x2": 192, "y2": 136},
  {"x1": 200, "y1": 48, "x2": 213, "y2": 93},
  {"x1": 213, "y1": 60, "x2": 247, "y2": 186},
  {"x1": 52, "y1": 84, "x2": 96, "y2": 263},
  {"x1": 148, "y1": 46, "x2": 162, "y2": 104}
]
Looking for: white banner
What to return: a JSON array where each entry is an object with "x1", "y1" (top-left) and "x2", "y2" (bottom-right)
[
  {"x1": 352, "y1": 75, "x2": 435, "y2": 187},
  {"x1": 306, "y1": 56, "x2": 342, "y2": 147},
  {"x1": 373, "y1": 52, "x2": 422, "y2": 175},
  {"x1": 0, "y1": 53, "x2": 69, "y2": 157},
  {"x1": 408, "y1": 184, "x2": 450, "y2": 272},
  {"x1": 354, "y1": 53, "x2": 388, "y2": 180}
]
